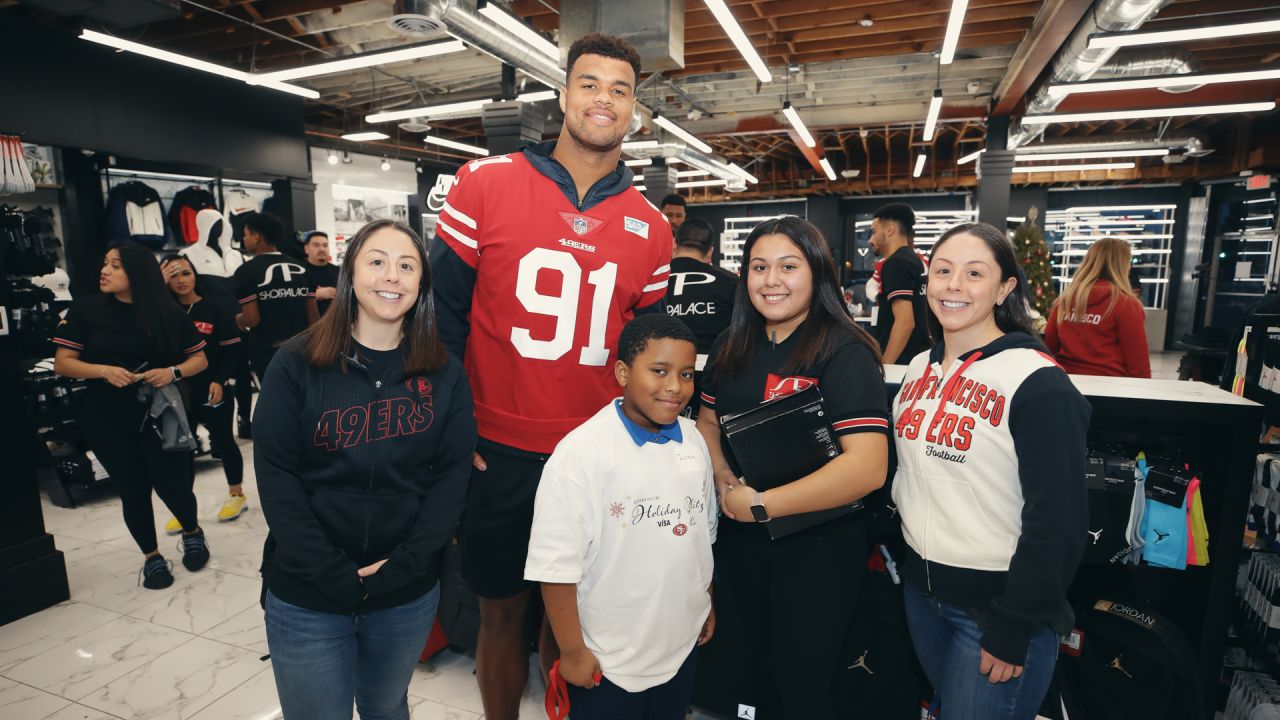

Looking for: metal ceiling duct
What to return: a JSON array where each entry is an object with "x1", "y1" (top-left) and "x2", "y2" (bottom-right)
[
  {"x1": 1014, "y1": 133, "x2": 1213, "y2": 157},
  {"x1": 1008, "y1": 0, "x2": 1174, "y2": 149},
  {"x1": 389, "y1": 0, "x2": 564, "y2": 90},
  {"x1": 1093, "y1": 47, "x2": 1204, "y2": 93}
]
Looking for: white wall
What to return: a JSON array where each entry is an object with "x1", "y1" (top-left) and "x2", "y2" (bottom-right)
[{"x1": 309, "y1": 148, "x2": 417, "y2": 255}]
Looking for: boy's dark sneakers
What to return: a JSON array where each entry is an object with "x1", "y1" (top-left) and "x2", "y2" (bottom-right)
[
  {"x1": 237, "y1": 419, "x2": 252, "y2": 439},
  {"x1": 180, "y1": 529, "x2": 211, "y2": 572},
  {"x1": 140, "y1": 555, "x2": 175, "y2": 589}
]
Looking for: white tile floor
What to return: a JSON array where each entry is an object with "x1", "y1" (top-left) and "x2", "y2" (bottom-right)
[{"x1": 1, "y1": 442, "x2": 550, "y2": 720}]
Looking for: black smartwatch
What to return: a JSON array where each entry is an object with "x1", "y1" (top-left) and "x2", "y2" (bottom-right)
[
  {"x1": 170, "y1": 366, "x2": 183, "y2": 381},
  {"x1": 750, "y1": 492, "x2": 771, "y2": 523}
]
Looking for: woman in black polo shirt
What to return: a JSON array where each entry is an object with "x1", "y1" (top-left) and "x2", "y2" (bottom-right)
[
  {"x1": 161, "y1": 255, "x2": 248, "y2": 526},
  {"x1": 53, "y1": 243, "x2": 212, "y2": 590},
  {"x1": 696, "y1": 217, "x2": 890, "y2": 719}
]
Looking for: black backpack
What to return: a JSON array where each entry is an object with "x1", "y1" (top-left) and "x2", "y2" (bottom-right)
[
  {"x1": 833, "y1": 565, "x2": 930, "y2": 719},
  {"x1": 1050, "y1": 597, "x2": 1202, "y2": 720}
]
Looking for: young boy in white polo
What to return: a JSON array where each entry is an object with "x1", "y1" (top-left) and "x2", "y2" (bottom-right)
[{"x1": 525, "y1": 314, "x2": 717, "y2": 719}]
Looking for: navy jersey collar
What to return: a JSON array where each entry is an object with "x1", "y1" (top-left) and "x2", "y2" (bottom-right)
[{"x1": 613, "y1": 399, "x2": 683, "y2": 446}]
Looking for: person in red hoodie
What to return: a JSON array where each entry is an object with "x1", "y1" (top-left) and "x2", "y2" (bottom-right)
[{"x1": 1044, "y1": 237, "x2": 1151, "y2": 377}]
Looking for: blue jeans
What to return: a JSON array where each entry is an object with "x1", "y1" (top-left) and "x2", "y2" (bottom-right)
[
  {"x1": 265, "y1": 586, "x2": 439, "y2": 720},
  {"x1": 903, "y1": 581, "x2": 1057, "y2": 720}
]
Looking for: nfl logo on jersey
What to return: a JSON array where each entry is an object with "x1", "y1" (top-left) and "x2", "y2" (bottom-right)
[{"x1": 572, "y1": 217, "x2": 589, "y2": 236}]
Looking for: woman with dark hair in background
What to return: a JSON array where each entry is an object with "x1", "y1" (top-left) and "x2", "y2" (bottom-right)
[
  {"x1": 253, "y1": 219, "x2": 475, "y2": 719},
  {"x1": 1044, "y1": 237, "x2": 1151, "y2": 378},
  {"x1": 891, "y1": 223, "x2": 1089, "y2": 720},
  {"x1": 53, "y1": 243, "x2": 211, "y2": 590},
  {"x1": 695, "y1": 216, "x2": 890, "y2": 719},
  {"x1": 161, "y1": 255, "x2": 249, "y2": 526}
]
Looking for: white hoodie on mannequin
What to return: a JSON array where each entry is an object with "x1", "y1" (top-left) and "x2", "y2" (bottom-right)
[{"x1": 180, "y1": 208, "x2": 244, "y2": 278}]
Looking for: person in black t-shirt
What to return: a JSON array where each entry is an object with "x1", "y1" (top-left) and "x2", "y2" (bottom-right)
[
  {"x1": 53, "y1": 243, "x2": 212, "y2": 590},
  {"x1": 303, "y1": 230, "x2": 340, "y2": 316},
  {"x1": 233, "y1": 212, "x2": 318, "y2": 385},
  {"x1": 163, "y1": 255, "x2": 249, "y2": 526},
  {"x1": 665, "y1": 217, "x2": 735, "y2": 416},
  {"x1": 696, "y1": 217, "x2": 889, "y2": 720},
  {"x1": 870, "y1": 203, "x2": 932, "y2": 365}
]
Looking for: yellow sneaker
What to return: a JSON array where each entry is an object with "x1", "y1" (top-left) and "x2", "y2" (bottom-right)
[
  {"x1": 217, "y1": 494, "x2": 248, "y2": 522},
  {"x1": 164, "y1": 517, "x2": 183, "y2": 535}
]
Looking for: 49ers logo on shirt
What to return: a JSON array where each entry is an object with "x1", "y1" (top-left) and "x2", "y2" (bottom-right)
[
  {"x1": 764, "y1": 374, "x2": 818, "y2": 401},
  {"x1": 313, "y1": 378, "x2": 435, "y2": 451},
  {"x1": 193, "y1": 321, "x2": 214, "y2": 335}
]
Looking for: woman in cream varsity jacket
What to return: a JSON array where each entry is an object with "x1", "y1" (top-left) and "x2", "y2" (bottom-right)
[{"x1": 891, "y1": 222, "x2": 1090, "y2": 720}]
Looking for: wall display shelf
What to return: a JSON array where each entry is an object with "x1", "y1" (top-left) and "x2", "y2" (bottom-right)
[
  {"x1": 1044, "y1": 204, "x2": 1178, "y2": 311},
  {"x1": 718, "y1": 215, "x2": 791, "y2": 274}
]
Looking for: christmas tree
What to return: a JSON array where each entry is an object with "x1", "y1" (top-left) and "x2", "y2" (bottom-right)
[{"x1": 1011, "y1": 205, "x2": 1057, "y2": 330}]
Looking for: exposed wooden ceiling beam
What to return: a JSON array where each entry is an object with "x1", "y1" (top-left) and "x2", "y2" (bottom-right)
[{"x1": 990, "y1": 0, "x2": 1094, "y2": 116}]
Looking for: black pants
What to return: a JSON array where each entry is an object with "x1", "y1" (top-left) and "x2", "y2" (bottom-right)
[
  {"x1": 187, "y1": 383, "x2": 243, "y2": 486},
  {"x1": 566, "y1": 649, "x2": 697, "y2": 720},
  {"x1": 235, "y1": 365, "x2": 254, "y2": 426},
  {"x1": 720, "y1": 517, "x2": 869, "y2": 720},
  {"x1": 83, "y1": 412, "x2": 199, "y2": 554}
]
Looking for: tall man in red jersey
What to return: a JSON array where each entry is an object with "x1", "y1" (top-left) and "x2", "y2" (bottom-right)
[{"x1": 429, "y1": 34, "x2": 672, "y2": 720}]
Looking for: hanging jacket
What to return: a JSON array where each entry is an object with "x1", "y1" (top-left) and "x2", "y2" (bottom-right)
[
  {"x1": 104, "y1": 181, "x2": 168, "y2": 249},
  {"x1": 169, "y1": 187, "x2": 219, "y2": 245},
  {"x1": 891, "y1": 332, "x2": 1091, "y2": 665},
  {"x1": 137, "y1": 383, "x2": 196, "y2": 451},
  {"x1": 223, "y1": 189, "x2": 260, "y2": 248}
]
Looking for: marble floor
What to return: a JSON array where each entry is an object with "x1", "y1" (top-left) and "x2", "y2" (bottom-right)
[{"x1": 1, "y1": 441, "x2": 553, "y2": 720}]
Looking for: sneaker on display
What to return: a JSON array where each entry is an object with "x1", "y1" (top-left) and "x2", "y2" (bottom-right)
[
  {"x1": 217, "y1": 494, "x2": 248, "y2": 522},
  {"x1": 164, "y1": 516, "x2": 183, "y2": 535},
  {"x1": 180, "y1": 529, "x2": 211, "y2": 572},
  {"x1": 140, "y1": 555, "x2": 175, "y2": 589}
]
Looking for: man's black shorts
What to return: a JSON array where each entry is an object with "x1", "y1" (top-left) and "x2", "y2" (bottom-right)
[{"x1": 458, "y1": 439, "x2": 549, "y2": 600}]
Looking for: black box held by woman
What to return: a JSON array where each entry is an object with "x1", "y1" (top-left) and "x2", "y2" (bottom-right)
[{"x1": 720, "y1": 386, "x2": 861, "y2": 539}]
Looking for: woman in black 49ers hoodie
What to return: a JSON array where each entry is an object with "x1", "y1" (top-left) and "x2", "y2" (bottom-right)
[
  {"x1": 891, "y1": 223, "x2": 1089, "y2": 720},
  {"x1": 253, "y1": 219, "x2": 475, "y2": 719}
]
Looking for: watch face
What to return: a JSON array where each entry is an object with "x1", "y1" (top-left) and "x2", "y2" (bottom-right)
[{"x1": 751, "y1": 504, "x2": 769, "y2": 522}]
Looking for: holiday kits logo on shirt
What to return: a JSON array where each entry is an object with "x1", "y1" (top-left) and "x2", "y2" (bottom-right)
[
  {"x1": 612, "y1": 494, "x2": 706, "y2": 533},
  {"x1": 193, "y1": 321, "x2": 214, "y2": 335},
  {"x1": 764, "y1": 374, "x2": 818, "y2": 401}
]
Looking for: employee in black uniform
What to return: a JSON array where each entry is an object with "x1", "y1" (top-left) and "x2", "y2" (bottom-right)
[
  {"x1": 660, "y1": 193, "x2": 687, "y2": 236},
  {"x1": 303, "y1": 230, "x2": 340, "y2": 316},
  {"x1": 665, "y1": 217, "x2": 735, "y2": 416},
  {"x1": 53, "y1": 243, "x2": 212, "y2": 590},
  {"x1": 696, "y1": 217, "x2": 890, "y2": 720},
  {"x1": 162, "y1": 255, "x2": 249, "y2": 526},
  {"x1": 870, "y1": 203, "x2": 932, "y2": 364},
  {"x1": 233, "y1": 212, "x2": 318, "y2": 389}
]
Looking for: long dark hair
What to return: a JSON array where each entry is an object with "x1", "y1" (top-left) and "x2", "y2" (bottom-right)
[
  {"x1": 114, "y1": 243, "x2": 188, "y2": 365},
  {"x1": 925, "y1": 222, "x2": 1037, "y2": 341},
  {"x1": 302, "y1": 219, "x2": 447, "y2": 376},
  {"x1": 715, "y1": 216, "x2": 881, "y2": 376}
]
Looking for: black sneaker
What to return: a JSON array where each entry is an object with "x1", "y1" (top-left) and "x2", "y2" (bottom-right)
[
  {"x1": 180, "y1": 529, "x2": 211, "y2": 572},
  {"x1": 237, "y1": 419, "x2": 252, "y2": 440},
  {"x1": 140, "y1": 555, "x2": 175, "y2": 589}
]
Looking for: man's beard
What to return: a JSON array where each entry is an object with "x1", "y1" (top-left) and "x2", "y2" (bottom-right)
[{"x1": 564, "y1": 116, "x2": 625, "y2": 154}]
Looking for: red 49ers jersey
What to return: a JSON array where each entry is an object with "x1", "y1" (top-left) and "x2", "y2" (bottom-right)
[{"x1": 436, "y1": 152, "x2": 672, "y2": 453}]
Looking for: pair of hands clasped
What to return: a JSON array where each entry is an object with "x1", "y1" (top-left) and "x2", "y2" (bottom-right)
[{"x1": 100, "y1": 365, "x2": 175, "y2": 389}]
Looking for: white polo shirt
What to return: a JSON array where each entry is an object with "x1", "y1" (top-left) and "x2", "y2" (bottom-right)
[{"x1": 525, "y1": 400, "x2": 717, "y2": 693}]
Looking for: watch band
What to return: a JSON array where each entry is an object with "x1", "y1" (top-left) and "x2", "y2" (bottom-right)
[{"x1": 751, "y1": 492, "x2": 770, "y2": 523}]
